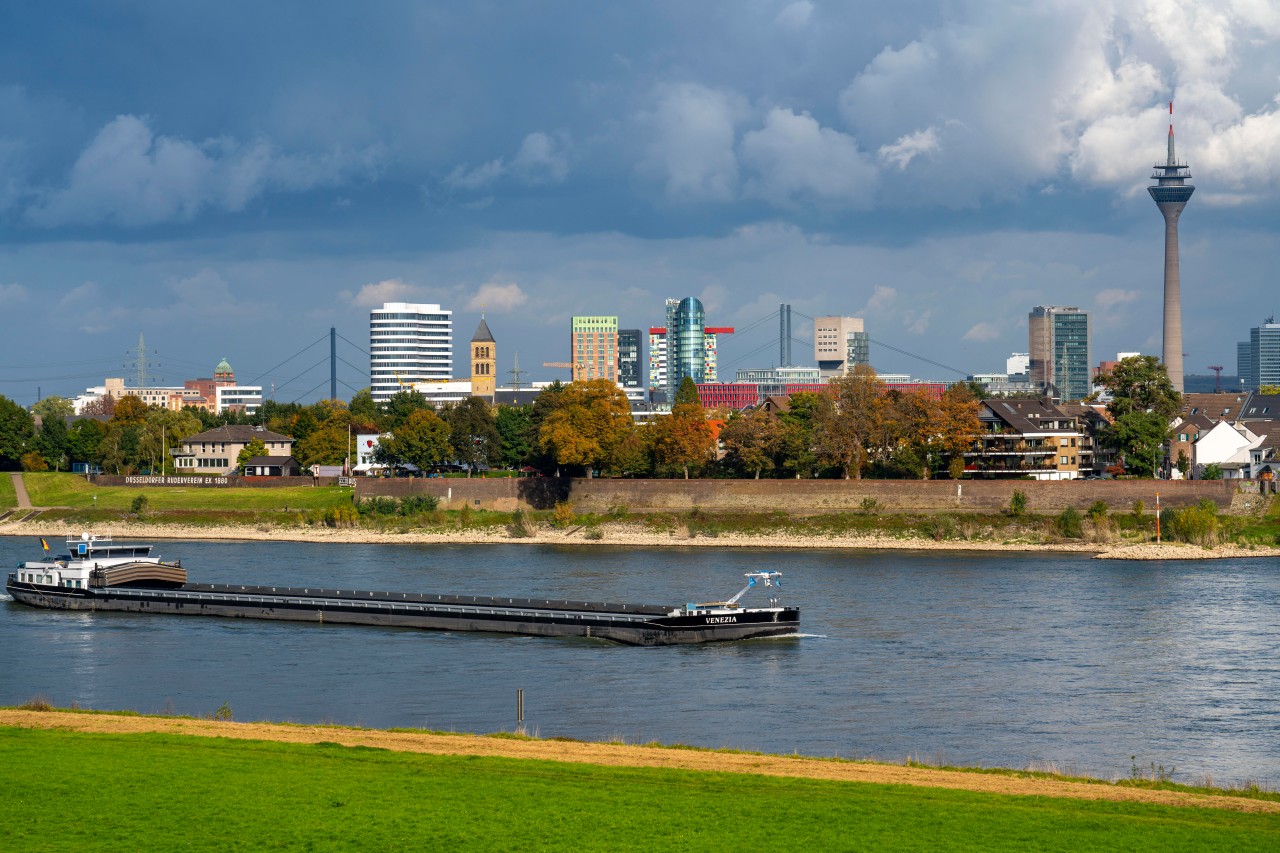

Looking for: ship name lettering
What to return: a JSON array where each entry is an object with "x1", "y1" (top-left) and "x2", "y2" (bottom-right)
[{"x1": 706, "y1": 616, "x2": 737, "y2": 624}]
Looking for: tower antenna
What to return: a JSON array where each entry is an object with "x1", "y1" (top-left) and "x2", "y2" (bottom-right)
[
  {"x1": 1149, "y1": 99, "x2": 1194, "y2": 394},
  {"x1": 508, "y1": 352, "x2": 528, "y2": 392}
]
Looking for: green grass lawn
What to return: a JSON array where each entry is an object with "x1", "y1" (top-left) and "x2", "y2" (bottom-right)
[
  {"x1": 0, "y1": 473, "x2": 16, "y2": 511},
  {"x1": 22, "y1": 472, "x2": 351, "y2": 511},
  {"x1": 1, "y1": 728, "x2": 1277, "y2": 852}
]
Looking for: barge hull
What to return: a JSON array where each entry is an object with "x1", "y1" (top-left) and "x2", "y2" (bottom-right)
[{"x1": 5, "y1": 583, "x2": 799, "y2": 646}]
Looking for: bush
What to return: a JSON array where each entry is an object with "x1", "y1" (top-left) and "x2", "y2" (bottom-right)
[
  {"x1": 860, "y1": 497, "x2": 879, "y2": 514},
  {"x1": 458, "y1": 504, "x2": 473, "y2": 528},
  {"x1": 551, "y1": 501, "x2": 576, "y2": 529},
  {"x1": 1086, "y1": 500, "x2": 1108, "y2": 522},
  {"x1": 1202, "y1": 463, "x2": 1223, "y2": 480},
  {"x1": 1056, "y1": 506, "x2": 1083, "y2": 539},
  {"x1": 922, "y1": 515, "x2": 955, "y2": 541},
  {"x1": 1164, "y1": 505, "x2": 1219, "y2": 547},
  {"x1": 608, "y1": 505, "x2": 629, "y2": 520},
  {"x1": 584, "y1": 526, "x2": 604, "y2": 541},
  {"x1": 1131, "y1": 500, "x2": 1145, "y2": 519},
  {"x1": 131, "y1": 495, "x2": 149, "y2": 516},
  {"x1": 21, "y1": 451, "x2": 48, "y2": 472},
  {"x1": 358, "y1": 496, "x2": 399, "y2": 517},
  {"x1": 507, "y1": 509, "x2": 535, "y2": 538},
  {"x1": 401, "y1": 494, "x2": 439, "y2": 514},
  {"x1": 1008, "y1": 490, "x2": 1028, "y2": 516}
]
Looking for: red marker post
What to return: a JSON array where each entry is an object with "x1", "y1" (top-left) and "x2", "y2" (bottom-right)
[{"x1": 1155, "y1": 491, "x2": 1161, "y2": 544}]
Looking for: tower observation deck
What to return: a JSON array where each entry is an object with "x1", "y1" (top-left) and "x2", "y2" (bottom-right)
[{"x1": 1148, "y1": 101, "x2": 1194, "y2": 393}]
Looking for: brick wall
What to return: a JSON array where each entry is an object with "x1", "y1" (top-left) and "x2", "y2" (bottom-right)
[{"x1": 356, "y1": 477, "x2": 1246, "y2": 514}]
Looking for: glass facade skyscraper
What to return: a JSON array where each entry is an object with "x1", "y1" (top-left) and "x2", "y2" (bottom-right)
[
  {"x1": 670, "y1": 297, "x2": 706, "y2": 396},
  {"x1": 1237, "y1": 318, "x2": 1280, "y2": 391},
  {"x1": 1028, "y1": 305, "x2": 1091, "y2": 403}
]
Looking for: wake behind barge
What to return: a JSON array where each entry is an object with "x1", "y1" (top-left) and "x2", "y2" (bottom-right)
[{"x1": 7, "y1": 535, "x2": 799, "y2": 646}]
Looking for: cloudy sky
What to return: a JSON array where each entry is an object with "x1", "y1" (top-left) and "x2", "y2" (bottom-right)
[{"x1": 2, "y1": 0, "x2": 1278, "y2": 405}]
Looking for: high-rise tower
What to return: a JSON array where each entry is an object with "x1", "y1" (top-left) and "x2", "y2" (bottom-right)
[
  {"x1": 1148, "y1": 101, "x2": 1194, "y2": 393},
  {"x1": 469, "y1": 316, "x2": 496, "y2": 401}
]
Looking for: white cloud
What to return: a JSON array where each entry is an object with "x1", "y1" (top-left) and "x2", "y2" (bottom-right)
[
  {"x1": 0, "y1": 282, "x2": 28, "y2": 306},
  {"x1": 446, "y1": 131, "x2": 571, "y2": 191},
  {"x1": 963, "y1": 321, "x2": 1000, "y2": 342},
  {"x1": 776, "y1": 1, "x2": 813, "y2": 30},
  {"x1": 859, "y1": 285, "x2": 897, "y2": 315},
  {"x1": 639, "y1": 83, "x2": 746, "y2": 202},
  {"x1": 465, "y1": 280, "x2": 528, "y2": 313},
  {"x1": 839, "y1": 0, "x2": 1280, "y2": 203},
  {"x1": 739, "y1": 108, "x2": 877, "y2": 207},
  {"x1": 878, "y1": 126, "x2": 940, "y2": 171},
  {"x1": 27, "y1": 114, "x2": 381, "y2": 227},
  {"x1": 341, "y1": 278, "x2": 421, "y2": 308},
  {"x1": 905, "y1": 308, "x2": 933, "y2": 336},
  {"x1": 1095, "y1": 288, "x2": 1140, "y2": 310}
]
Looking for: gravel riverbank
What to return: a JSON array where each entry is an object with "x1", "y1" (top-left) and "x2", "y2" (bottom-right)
[{"x1": 2, "y1": 517, "x2": 1274, "y2": 559}]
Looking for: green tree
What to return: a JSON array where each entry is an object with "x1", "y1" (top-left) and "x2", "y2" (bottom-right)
[
  {"x1": 375, "y1": 409, "x2": 452, "y2": 474},
  {"x1": 35, "y1": 415, "x2": 70, "y2": 471},
  {"x1": 674, "y1": 376, "x2": 701, "y2": 406},
  {"x1": 0, "y1": 395, "x2": 36, "y2": 471},
  {"x1": 1095, "y1": 356, "x2": 1180, "y2": 477},
  {"x1": 776, "y1": 392, "x2": 821, "y2": 478},
  {"x1": 608, "y1": 428, "x2": 653, "y2": 477},
  {"x1": 236, "y1": 438, "x2": 269, "y2": 469},
  {"x1": 443, "y1": 397, "x2": 501, "y2": 476},
  {"x1": 380, "y1": 390, "x2": 432, "y2": 432},
  {"x1": 294, "y1": 426, "x2": 351, "y2": 468},
  {"x1": 140, "y1": 409, "x2": 202, "y2": 474},
  {"x1": 538, "y1": 380, "x2": 633, "y2": 477},
  {"x1": 31, "y1": 396, "x2": 75, "y2": 421},
  {"x1": 348, "y1": 388, "x2": 380, "y2": 424},
  {"x1": 1201, "y1": 462, "x2": 1223, "y2": 480},
  {"x1": 494, "y1": 405, "x2": 534, "y2": 469},
  {"x1": 67, "y1": 418, "x2": 107, "y2": 467},
  {"x1": 719, "y1": 409, "x2": 783, "y2": 479},
  {"x1": 111, "y1": 395, "x2": 151, "y2": 424}
]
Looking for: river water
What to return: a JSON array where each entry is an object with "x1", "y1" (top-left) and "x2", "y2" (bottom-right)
[{"x1": 2, "y1": 536, "x2": 1278, "y2": 785}]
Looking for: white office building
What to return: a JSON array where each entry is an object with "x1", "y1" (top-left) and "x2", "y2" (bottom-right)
[{"x1": 370, "y1": 302, "x2": 453, "y2": 402}]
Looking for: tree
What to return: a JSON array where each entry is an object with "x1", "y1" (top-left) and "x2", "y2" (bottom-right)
[
  {"x1": 931, "y1": 384, "x2": 983, "y2": 479},
  {"x1": 443, "y1": 397, "x2": 501, "y2": 476},
  {"x1": 237, "y1": 439, "x2": 269, "y2": 469},
  {"x1": 80, "y1": 395, "x2": 115, "y2": 417},
  {"x1": 348, "y1": 388, "x2": 379, "y2": 424},
  {"x1": 32, "y1": 396, "x2": 75, "y2": 421},
  {"x1": 375, "y1": 409, "x2": 451, "y2": 474},
  {"x1": 111, "y1": 395, "x2": 151, "y2": 424},
  {"x1": 608, "y1": 428, "x2": 653, "y2": 477},
  {"x1": 35, "y1": 414, "x2": 70, "y2": 471},
  {"x1": 719, "y1": 409, "x2": 782, "y2": 479},
  {"x1": 1095, "y1": 356, "x2": 1181, "y2": 477},
  {"x1": 674, "y1": 376, "x2": 701, "y2": 406},
  {"x1": 813, "y1": 365, "x2": 885, "y2": 479},
  {"x1": 537, "y1": 380, "x2": 633, "y2": 477},
  {"x1": 67, "y1": 418, "x2": 107, "y2": 467},
  {"x1": 494, "y1": 405, "x2": 534, "y2": 469},
  {"x1": 380, "y1": 390, "x2": 432, "y2": 432},
  {"x1": 776, "y1": 392, "x2": 821, "y2": 478},
  {"x1": 294, "y1": 427, "x2": 350, "y2": 467},
  {"x1": 651, "y1": 401, "x2": 714, "y2": 479},
  {"x1": 140, "y1": 409, "x2": 202, "y2": 474},
  {"x1": 0, "y1": 395, "x2": 36, "y2": 471}
]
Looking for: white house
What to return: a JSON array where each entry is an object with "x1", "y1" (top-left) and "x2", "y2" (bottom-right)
[{"x1": 1192, "y1": 421, "x2": 1265, "y2": 479}]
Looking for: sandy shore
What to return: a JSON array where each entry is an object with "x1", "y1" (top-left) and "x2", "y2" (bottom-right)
[
  {"x1": 0, "y1": 709, "x2": 1274, "y2": 814},
  {"x1": 1, "y1": 516, "x2": 1274, "y2": 559}
]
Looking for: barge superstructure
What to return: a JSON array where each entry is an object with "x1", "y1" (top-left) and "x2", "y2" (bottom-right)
[{"x1": 7, "y1": 536, "x2": 798, "y2": 646}]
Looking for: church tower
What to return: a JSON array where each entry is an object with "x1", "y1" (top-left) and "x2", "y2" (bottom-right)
[{"x1": 470, "y1": 317, "x2": 496, "y2": 401}]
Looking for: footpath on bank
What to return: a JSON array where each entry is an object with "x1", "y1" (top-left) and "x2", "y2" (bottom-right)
[{"x1": 2, "y1": 709, "x2": 1277, "y2": 815}]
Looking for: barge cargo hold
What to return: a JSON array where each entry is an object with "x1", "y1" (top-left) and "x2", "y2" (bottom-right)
[{"x1": 7, "y1": 536, "x2": 799, "y2": 646}]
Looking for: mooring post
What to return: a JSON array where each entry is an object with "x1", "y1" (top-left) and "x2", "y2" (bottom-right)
[{"x1": 516, "y1": 688, "x2": 525, "y2": 733}]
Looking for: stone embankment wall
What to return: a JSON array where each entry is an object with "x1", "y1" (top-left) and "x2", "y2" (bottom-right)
[
  {"x1": 356, "y1": 477, "x2": 1250, "y2": 515},
  {"x1": 89, "y1": 475, "x2": 340, "y2": 488}
]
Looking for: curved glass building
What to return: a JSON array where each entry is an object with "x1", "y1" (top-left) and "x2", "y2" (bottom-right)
[{"x1": 671, "y1": 297, "x2": 706, "y2": 396}]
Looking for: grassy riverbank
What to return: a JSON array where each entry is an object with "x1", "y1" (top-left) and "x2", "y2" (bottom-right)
[
  {"x1": 2, "y1": 714, "x2": 1277, "y2": 851},
  {"x1": 0, "y1": 475, "x2": 16, "y2": 511},
  {"x1": 4, "y1": 473, "x2": 1277, "y2": 556}
]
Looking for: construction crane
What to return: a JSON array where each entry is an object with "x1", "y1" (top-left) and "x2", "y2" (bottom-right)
[
  {"x1": 1207, "y1": 365, "x2": 1225, "y2": 393},
  {"x1": 543, "y1": 361, "x2": 584, "y2": 380}
]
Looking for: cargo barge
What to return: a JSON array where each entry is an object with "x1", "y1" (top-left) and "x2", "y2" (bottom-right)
[{"x1": 6, "y1": 534, "x2": 799, "y2": 646}]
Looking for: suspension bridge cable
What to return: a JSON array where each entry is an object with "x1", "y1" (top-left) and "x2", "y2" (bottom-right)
[
  {"x1": 335, "y1": 332, "x2": 369, "y2": 357},
  {"x1": 290, "y1": 377, "x2": 332, "y2": 404},
  {"x1": 271, "y1": 356, "x2": 331, "y2": 394},
  {"x1": 337, "y1": 356, "x2": 370, "y2": 377},
  {"x1": 867, "y1": 337, "x2": 970, "y2": 377},
  {"x1": 247, "y1": 333, "x2": 328, "y2": 386}
]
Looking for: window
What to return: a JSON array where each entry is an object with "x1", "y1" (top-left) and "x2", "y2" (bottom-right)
[{"x1": 1061, "y1": 456, "x2": 1069, "y2": 465}]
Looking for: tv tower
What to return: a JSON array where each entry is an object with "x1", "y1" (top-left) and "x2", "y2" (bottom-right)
[{"x1": 1148, "y1": 101, "x2": 1194, "y2": 393}]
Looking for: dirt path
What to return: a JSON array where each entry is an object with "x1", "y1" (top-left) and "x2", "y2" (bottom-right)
[
  {"x1": 9, "y1": 473, "x2": 31, "y2": 509},
  {"x1": 2, "y1": 710, "x2": 1275, "y2": 815}
]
